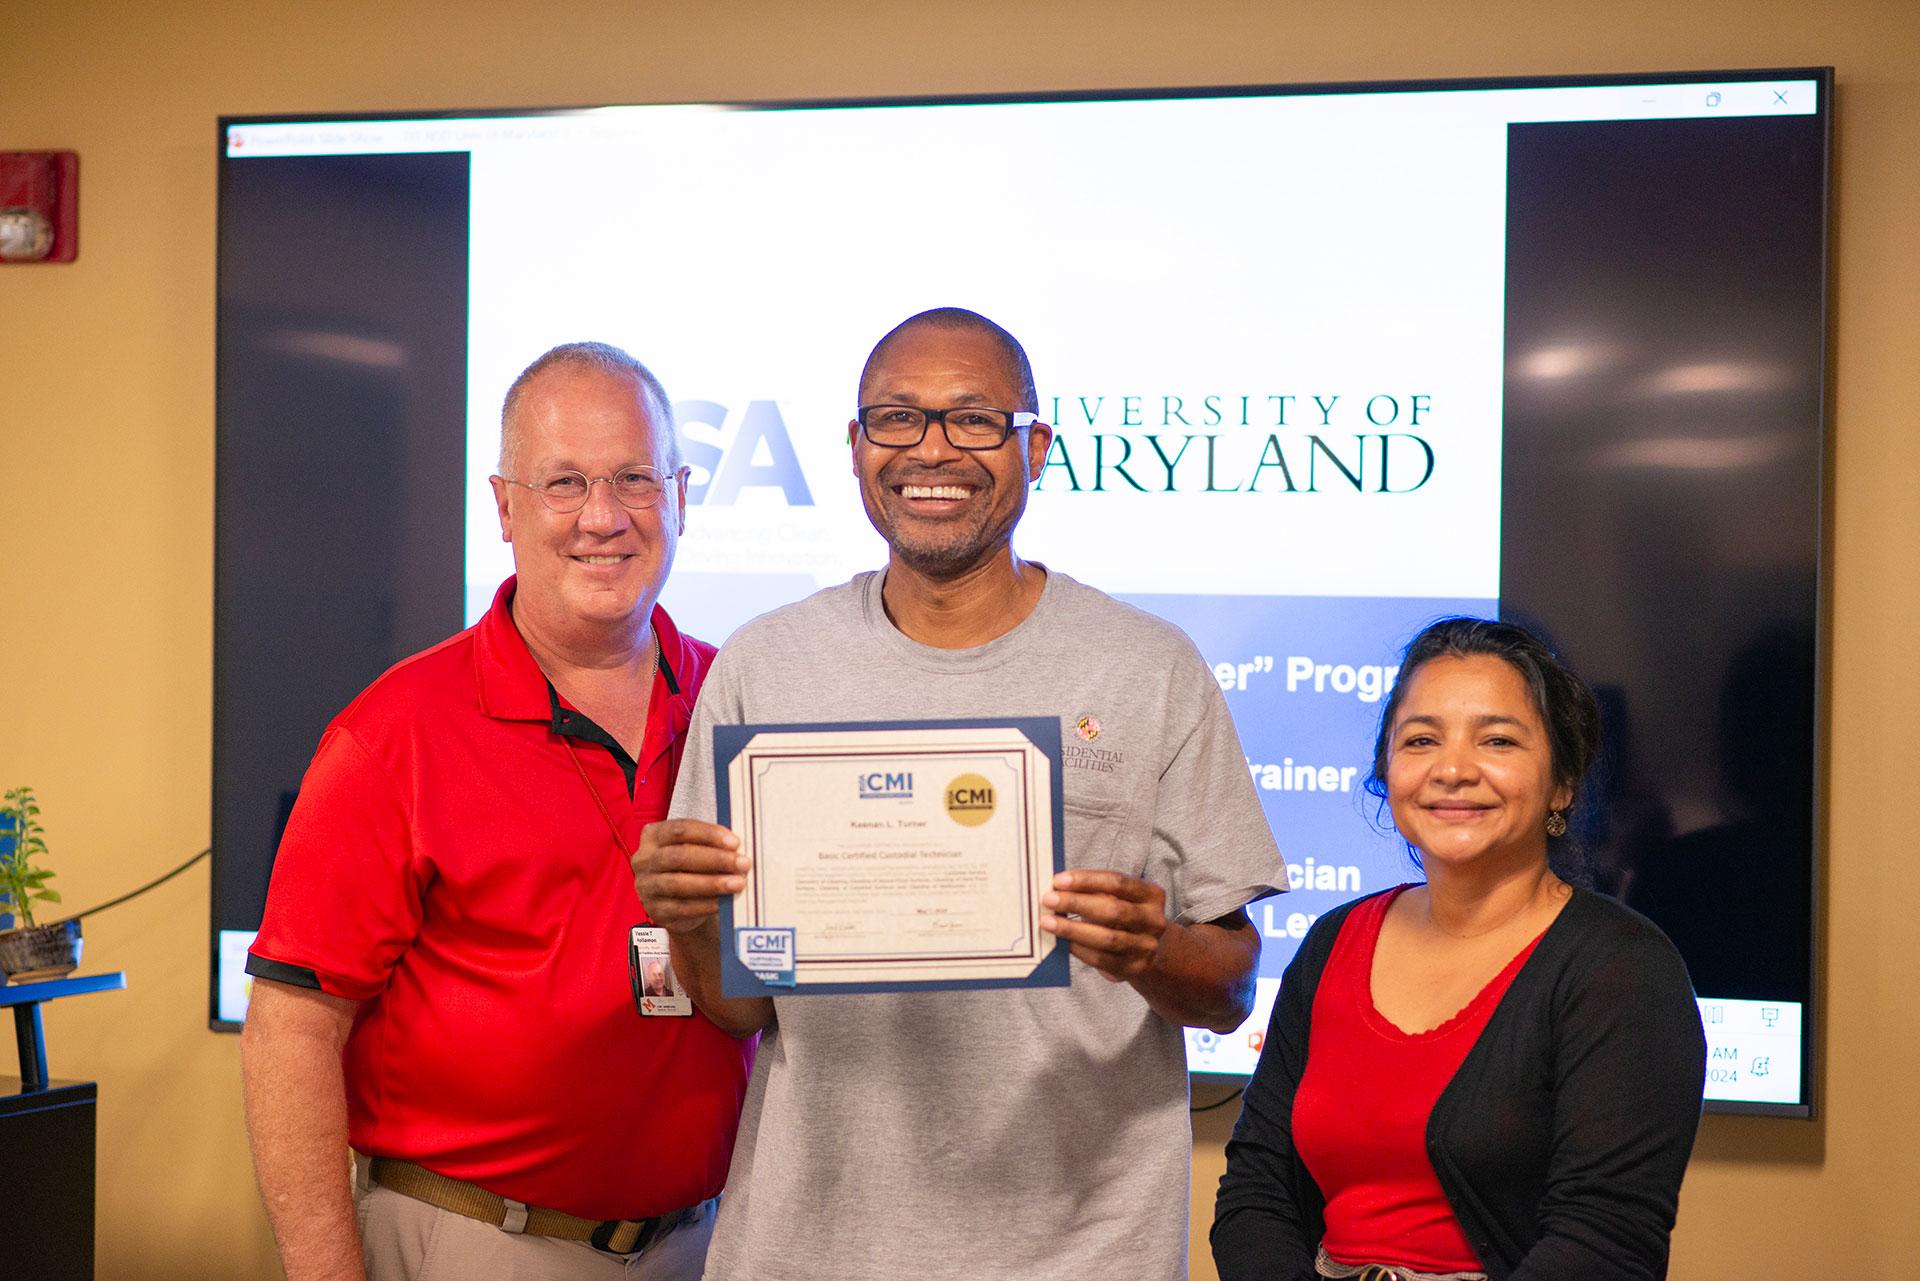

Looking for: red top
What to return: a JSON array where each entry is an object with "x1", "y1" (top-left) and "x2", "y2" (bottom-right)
[
  {"x1": 249, "y1": 577, "x2": 753, "y2": 1220},
  {"x1": 1293, "y1": 886, "x2": 1545, "y2": 1272}
]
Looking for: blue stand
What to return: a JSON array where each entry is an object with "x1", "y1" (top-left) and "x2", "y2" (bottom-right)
[{"x1": 0, "y1": 972, "x2": 126, "y2": 1092}]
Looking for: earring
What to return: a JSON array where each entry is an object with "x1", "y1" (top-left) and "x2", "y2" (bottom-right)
[{"x1": 1545, "y1": 810, "x2": 1568, "y2": 838}]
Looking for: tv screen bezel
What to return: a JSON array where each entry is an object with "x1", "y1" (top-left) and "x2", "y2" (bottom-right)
[{"x1": 212, "y1": 66, "x2": 1832, "y2": 1122}]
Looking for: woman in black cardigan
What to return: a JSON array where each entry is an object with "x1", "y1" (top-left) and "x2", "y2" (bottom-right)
[{"x1": 1213, "y1": 619, "x2": 1707, "y2": 1281}]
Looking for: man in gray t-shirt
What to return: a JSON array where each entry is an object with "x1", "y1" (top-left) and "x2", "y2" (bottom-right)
[{"x1": 634, "y1": 308, "x2": 1286, "y2": 1280}]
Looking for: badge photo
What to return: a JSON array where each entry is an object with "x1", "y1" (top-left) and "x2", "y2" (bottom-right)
[{"x1": 630, "y1": 925, "x2": 692, "y2": 1016}]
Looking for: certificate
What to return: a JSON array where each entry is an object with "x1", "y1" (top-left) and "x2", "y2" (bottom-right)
[{"x1": 715, "y1": 718, "x2": 1067, "y2": 996}]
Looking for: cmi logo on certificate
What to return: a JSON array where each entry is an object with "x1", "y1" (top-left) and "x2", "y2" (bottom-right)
[
  {"x1": 858, "y1": 770, "x2": 915, "y2": 800},
  {"x1": 944, "y1": 774, "x2": 996, "y2": 827},
  {"x1": 736, "y1": 927, "x2": 797, "y2": 987},
  {"x1": 630, "y1": 925, "x2": 692, "y2": 1016}
]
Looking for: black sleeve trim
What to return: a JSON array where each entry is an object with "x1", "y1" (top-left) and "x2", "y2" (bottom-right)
[{"x1": 245, "y1": 952, "x2": 325, "y2": 991}]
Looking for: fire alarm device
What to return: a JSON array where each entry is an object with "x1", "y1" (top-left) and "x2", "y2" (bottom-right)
[{"x1": 0, "y1": 151, "x2": 78, "y2": 263}]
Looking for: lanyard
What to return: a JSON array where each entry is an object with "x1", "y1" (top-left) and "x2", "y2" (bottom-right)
[
  {"x1": 562, "y1": 737, "x2": 635, "y2": 864},
  {"x1": 553, "y1": 632, "x2": 659, "y2": 864}
]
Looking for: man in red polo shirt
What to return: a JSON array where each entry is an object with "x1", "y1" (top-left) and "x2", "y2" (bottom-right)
[{"x1": 241, "y1": 342, "x2": 753, "y2": 1281}]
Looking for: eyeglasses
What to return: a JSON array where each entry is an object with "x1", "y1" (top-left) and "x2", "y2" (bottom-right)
[
  {"x1": 498, "y1": 465, "x2": 682, "y2": 513},
  {"x1": 856, "y1": 405, "x2": 1039, "y2": 451}
]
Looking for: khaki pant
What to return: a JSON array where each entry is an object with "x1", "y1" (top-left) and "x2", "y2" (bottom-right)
[{"x1": 356, "y1": 1174, "x2": 715, "y2": 1281}]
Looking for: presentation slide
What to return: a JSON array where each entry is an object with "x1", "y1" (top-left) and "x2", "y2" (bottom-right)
[{"x1": 223, "y1": 77, "x2": 1815, "y2": 1104}]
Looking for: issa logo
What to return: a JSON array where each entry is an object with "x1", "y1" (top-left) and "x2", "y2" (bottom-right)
[
  {"x1": 676, "y1": 399, "x2": 814, "y2": 507},
  {"x1": 858, "y1": 771, "x2": 913, "y2": 800}
]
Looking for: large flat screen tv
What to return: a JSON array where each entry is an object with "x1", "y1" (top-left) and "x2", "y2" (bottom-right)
[{"x1": 215, "y1": 68, "x2": 1828, "y2": 1117}]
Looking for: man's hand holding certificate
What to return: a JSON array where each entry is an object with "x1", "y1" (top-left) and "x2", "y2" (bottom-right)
[{"x1": 1038, "y1": 869, "x2": 1170, "y2": 982}]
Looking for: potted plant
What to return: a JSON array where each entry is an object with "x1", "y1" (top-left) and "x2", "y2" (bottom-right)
[{"x1": 0, "y1": 786, "x2": 81, "y2": 982}]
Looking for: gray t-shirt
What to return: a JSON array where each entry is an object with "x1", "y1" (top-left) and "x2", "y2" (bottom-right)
[{"x1": 672, "y1": 568, "x2": 1285, "y2": 1281}]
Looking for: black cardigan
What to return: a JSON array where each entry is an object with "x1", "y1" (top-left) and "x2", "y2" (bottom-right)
[{"x1": 1212, "y1": 888, "x2": 1707, "y2": 1281}]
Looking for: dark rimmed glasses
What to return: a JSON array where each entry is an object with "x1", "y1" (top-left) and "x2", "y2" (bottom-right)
[
  {"x1": 856, "y1": 404, "x2": 1039, "y2": 451},
  {"x1": 498, "y1": 465, "x2": 683, "y2": 513}
]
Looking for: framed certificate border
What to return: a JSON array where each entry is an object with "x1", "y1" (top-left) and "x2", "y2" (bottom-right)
[{"x1": 716, "y1": 717, "x2": 1068, "y2": 996}]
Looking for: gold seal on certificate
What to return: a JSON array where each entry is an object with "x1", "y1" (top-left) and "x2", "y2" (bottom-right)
[{"x1": 715, "y1": 719, "x2": 1068, "y2": 996}]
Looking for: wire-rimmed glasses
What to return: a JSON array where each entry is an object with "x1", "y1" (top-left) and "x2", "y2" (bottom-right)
[{"x1": 498, "y1": 465, "x2": 682, "y2": 512}]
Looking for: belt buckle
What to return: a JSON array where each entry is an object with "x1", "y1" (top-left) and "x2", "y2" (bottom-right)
[{"x1": 590, "y1": 1216, "x2": 659, "y2": 1255}]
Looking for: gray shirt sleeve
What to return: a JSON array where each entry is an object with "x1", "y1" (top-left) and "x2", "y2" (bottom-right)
[
  {"x1": 1146, "y1": 649, "x2": 1287, "y2": 926},
  {"x1": 669, "y1": 645, "x2": 744, "y2": 826}
]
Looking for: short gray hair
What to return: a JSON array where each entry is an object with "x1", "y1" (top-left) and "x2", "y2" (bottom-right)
[{"x1": 498, "y1": 341, "x2": 683, "y2": 476}]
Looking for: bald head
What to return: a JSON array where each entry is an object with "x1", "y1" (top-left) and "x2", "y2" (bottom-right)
[
  {"x1": 499, "y1": 341, "x2": 682, "y2": 478},
  {"x1": 858, "y1": 308, "x2": 1037, "y2": 415}
]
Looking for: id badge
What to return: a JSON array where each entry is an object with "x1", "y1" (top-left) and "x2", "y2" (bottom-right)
[{"x1": 630, "y1": 925, "x2": 692, "y2": 1017}]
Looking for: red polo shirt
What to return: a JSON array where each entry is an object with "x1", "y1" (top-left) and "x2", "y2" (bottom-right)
[{"x1": 248, "y1": 577, "x2": 752, "y2": 1220}]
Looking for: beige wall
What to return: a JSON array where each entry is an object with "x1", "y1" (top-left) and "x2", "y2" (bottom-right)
[{"x1": 3, "y1": 2, "x2": 1915, "y2": 1277}]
